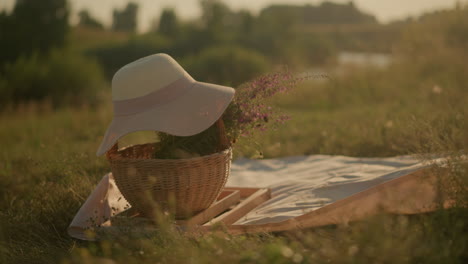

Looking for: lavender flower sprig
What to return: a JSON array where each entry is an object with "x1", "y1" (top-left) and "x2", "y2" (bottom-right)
[{"x1": 223, "y1": 69, "x2": 302, "y2": 141}]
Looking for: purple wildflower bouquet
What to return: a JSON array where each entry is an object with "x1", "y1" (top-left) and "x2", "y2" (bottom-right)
[{"x1": 154, "y1": 70, "x2": 302, "y2": 159}]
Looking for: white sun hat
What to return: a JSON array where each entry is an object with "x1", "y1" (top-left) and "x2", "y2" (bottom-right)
[{"x1": 96, "y1": 53, "x2": 235, "y2": 156}]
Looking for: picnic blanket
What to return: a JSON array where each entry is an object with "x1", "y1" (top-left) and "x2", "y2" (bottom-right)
[{"x1": 69, "y1": 155, "x2": 442, "y2": 240}]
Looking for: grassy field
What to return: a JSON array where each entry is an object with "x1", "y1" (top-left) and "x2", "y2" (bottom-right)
[
  {"x1": 2, "y1": 7, "x2": 468, "y2": 263},
  {"x1": 1, "y1": 61, "x2": 467, "y2": 263}
]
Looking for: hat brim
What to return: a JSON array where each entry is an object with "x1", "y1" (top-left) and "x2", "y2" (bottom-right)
[{"x1": 96, "y1": 81, "x2": 235, "y2": 156}]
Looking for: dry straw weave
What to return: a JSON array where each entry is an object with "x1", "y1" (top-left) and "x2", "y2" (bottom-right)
[{"x1": 106, "y1": 120, "x2": 232, "y2": 219}]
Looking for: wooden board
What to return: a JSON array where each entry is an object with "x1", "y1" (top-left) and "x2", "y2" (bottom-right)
[
  {"x1": 176, "y1": 190, "x2": 241, "y2": 226},
  {"x1": 205, "y1": 188, "x2": 271, "y2": 226},
  {"x1": 224, "y1": 187, "x2": 265, "y2": 197},
  {"x1": 109, "y1": 187, "x2": 271, "y2": 229}
]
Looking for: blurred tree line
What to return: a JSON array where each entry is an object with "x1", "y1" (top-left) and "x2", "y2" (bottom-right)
[
  {"x1": 87, "y1": 0, "x2": 379, "y2": 85},
  {"x1": 2, "y1": 0, "x2": 464, "y2": 109},
  {"x1": 0, "y1": 0, "x2": 69, "y2": 64},
  {"x1": 0, "y1": 0, "x2": 105, "y2": 108}
]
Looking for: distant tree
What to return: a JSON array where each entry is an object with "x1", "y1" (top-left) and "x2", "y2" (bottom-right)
[
  {"x1": 199, "y1": 0, "x2": 235, "y2": 44},
  {"x1": 157, "y1": 8, "x2": 179, "y2": 38},
  {"x1": 0, "y1": 11, "x2": 13, "y2": 64},
  {"x1": 112, "y1": 2, "x2": 138, "y2": 32},
  {"x1": 0, "y1": 11, "x2": 7, "y2": 21},
  {"x1": 0, "y1": 0, "x2": 69, "y2": 64},
  {"x1": 200, "y1": 0, "x2": 231, "y2": 31},
  {"x1": 78, "y1": 9, "x2": 104, "y2": 29},
  {"x1": 252, "y1": 7, "x2": 299, "y2": 63},
  {"x1": 238, "y1": 10, "x2": 254, "y2": 36},
  {"x1": 232, "y1": 10, "x2": 255, "y2": 47}
]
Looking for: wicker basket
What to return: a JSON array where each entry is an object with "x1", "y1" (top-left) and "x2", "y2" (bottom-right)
[{"x1": 106, "y1": 119, "x2": 232, "y2": 219}]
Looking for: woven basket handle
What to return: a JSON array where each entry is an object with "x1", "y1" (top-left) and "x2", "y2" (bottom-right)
[
  {"x1": 106, "y1": 142, "x2": 119, "y2": 160},
  {"x1": 216, "y1": 118, "x2": 230, "y2": 151}
]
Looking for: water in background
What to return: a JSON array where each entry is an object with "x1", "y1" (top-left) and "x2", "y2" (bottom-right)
[{"x1": 338, "y1": 51, "x2": 392, "y2": 69}]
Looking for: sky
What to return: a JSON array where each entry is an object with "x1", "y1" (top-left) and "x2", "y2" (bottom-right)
[{"x1": 0, "y1": 0, "x2": 466, "y2": 32}]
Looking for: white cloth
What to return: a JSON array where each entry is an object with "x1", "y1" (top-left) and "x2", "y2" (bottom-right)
[
  {"x1": 68, "y1": 155, "x2": 427, "y2": 240},
  {"x1": 228, "y1": 155, "x2": 425, "y2": 225}
]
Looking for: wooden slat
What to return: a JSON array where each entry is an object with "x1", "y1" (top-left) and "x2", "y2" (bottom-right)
[
  {"x1": 223, "y1": 187, "x2": 263, "y2": 198},
  {"x1": 205, "y1": 188, "x2": 271, "y2": 226},
  {"x1": 176, "y1": 190, "x2": 241, "y2": 226},
  {"x1": 217, "y1": 189, "x2": 238, "y2": 200}
]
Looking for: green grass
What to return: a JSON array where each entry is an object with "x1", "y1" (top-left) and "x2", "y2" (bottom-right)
[
  {"x1": 1, "y1": 63, "x2": 467, "y2": 263},
  {"x1": 2, "y1": 7, "x2": 468, "y2": 263}
]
